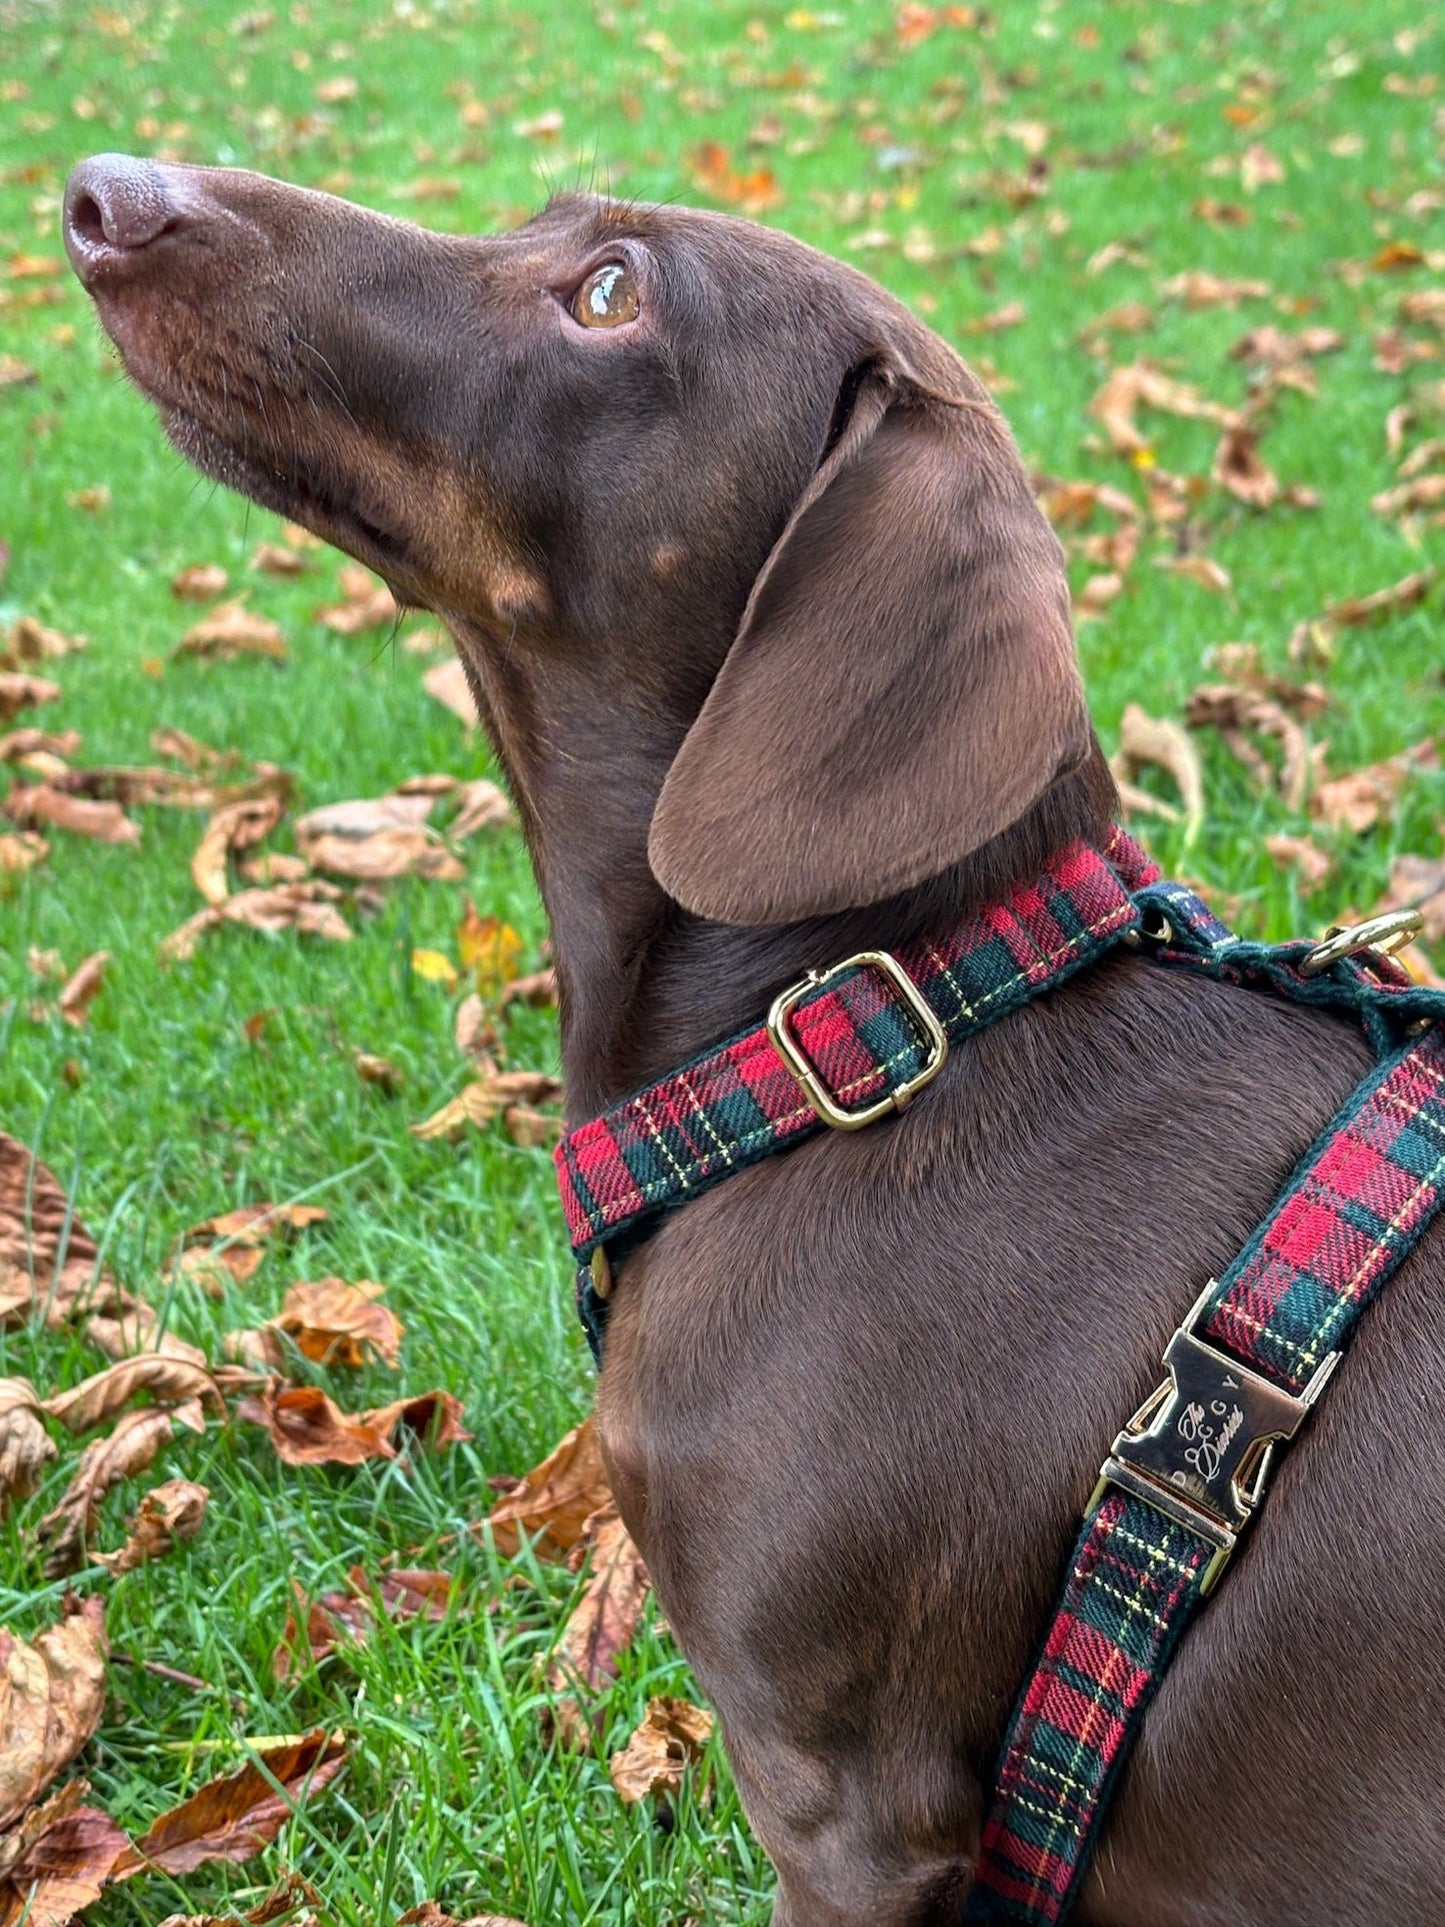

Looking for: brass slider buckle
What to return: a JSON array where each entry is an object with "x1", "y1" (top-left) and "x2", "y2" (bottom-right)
[
  {"x1": 1299, "y1": 908, "x2": 1424, "y2": 979},
  {"x1": 1090, "y1": 1283, "x2": 1339, "y2": 1594},
  {"x1": 767, "y1": 950, "x2": 949, "y2": 1131}
]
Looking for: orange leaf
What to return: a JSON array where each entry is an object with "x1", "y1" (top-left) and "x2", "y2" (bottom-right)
[
  {"x1": 271, "y1": 1277, "x2": 403, "y2": 1369},
  {"x1": 486, "y1": 1418, "x2": 611, "y2": 1561},
  {"x1": 0, "y1": 1596, "x2": 108, "y2": 1830},
  {"x1": 607, "y1": 1695, "x2": 713, "y2": 1803}
]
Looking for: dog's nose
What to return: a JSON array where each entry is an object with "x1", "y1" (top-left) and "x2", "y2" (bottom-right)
[{"x1": 63, "y1": 154, "x2": 187, "y2": 285}]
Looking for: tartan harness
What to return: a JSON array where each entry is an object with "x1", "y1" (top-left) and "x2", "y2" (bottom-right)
[{"x1": 553, "y1": 828, "x2": 1445, "y2": 1925}]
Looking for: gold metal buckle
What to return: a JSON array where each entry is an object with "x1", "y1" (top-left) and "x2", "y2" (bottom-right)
[
  {"x1": 1089, "y1": 1283, "x2": 1339, "y2": 1594},
  {"x1": 766, "y1": 949, "x2": 949, "y2": 1131},
  {"x1": 1299, "y1": 908, "x2": 1424, "y2": 979}
]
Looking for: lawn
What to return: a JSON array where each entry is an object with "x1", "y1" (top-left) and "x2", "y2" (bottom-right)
[{"x1": 1, "y1": 0, "x2": 1442, "y2": 1920}]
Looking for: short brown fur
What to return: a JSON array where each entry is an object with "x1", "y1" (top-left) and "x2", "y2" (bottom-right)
[{"x1": 65, "y1": 155, "x2": 1445, "y2": 1926}]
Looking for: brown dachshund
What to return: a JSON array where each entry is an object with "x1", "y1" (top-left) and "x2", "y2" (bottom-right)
[{"x1": 64, "y1": 155, "x2": 1445, "y2": 1927}]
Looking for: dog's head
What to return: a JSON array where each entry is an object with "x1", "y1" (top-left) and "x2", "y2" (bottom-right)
[{"x1": 66, "y1": 156, "x2": 1089, "y2": 925}]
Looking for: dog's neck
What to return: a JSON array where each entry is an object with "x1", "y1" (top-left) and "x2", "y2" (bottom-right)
[{"x1": 449, "y1": 616, "x2": 1119, "y2": 1121}]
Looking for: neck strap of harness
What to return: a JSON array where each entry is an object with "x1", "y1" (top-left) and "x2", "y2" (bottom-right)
[{"x1": 553, "y1": 829, "x2": 1445, "y2": 1926}]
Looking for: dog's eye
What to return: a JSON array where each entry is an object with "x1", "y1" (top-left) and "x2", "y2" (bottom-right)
[{"x1": 571, "y1": 262, "x2": 639, "y2": 329}]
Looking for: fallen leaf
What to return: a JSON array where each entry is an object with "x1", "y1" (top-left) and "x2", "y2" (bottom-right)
[
  {"x1": 486, "y1": 1418, "x2": 611, "y2": 1561},
  {"x1": 608, "y1": 1696, "x2": 713, "y2": 1803},
  {"x1": 91, "y1": 1477, "x2": 209, "y2": 1575},
  {"x1": 546, "y1": 1506, "x2": 651, "y2": 1745},
  {"x1": 1310, "y1": 741, "x2": 1439, "y2": 834},
  {"x1": 1325, "y1": 568, "x2": 1437, "y2": 628},
  {"x1": 1375, "y1": 853, "x2": 1445, "y2": 945},
  {"x1": 176, "y1": 1202, "x2": 328, "y2": 1291},
  {"x1": 43, "y1": 1354, "x2": 220, "y2": 1433},
  {"x1": 316, "y1": 565, "x2": 399, "y2": 635},
  {"x1": 1073, "y1": 571, "x2": 1124, "y2": 619},
  {"x1": 687, "y1": 141, "x2": 782, "y2": 212},
  {"x1": 504, "y1": 1106, "x2": 562, "y2": 1148},
  {"x1": 447, "y1": 779, "x2": 514, "y2": 838},
  {"x1": 1184, "y1": 685, "x2": 1314, "y2": 810},
  {"x1": 176, "y1": 601, "x2": 287, "y2": 662},
  {"x1": 1089, "y1": 361, "x2": 1232, "y2": 455},
  {"x1": 271, "y1": 1278, "x2": 403, "y2": 1369},
  {"x1": 4, "y1": 618, "x2": 85, "y2": 666},
  {"x1": 410, "y1": 948, "x2": 458, "y2": 986},
  {"x1": 355, "y1": 1052, "x2": 404, "y2": 1094},
  {"x1": 273, "y1": 1565, "x2": 455, "y2": 1680},
  {"x1": 1212, "y1": 422, "x2": 1279, "y2": 508},
  {"x1": 1265, "y1": 833, "x2": 1333, "y2": 892},
  {"x1": 0, "y1": 831, "x2": 48, "y2": 874},
  {"x1": 1230, "y1": 323, "x2": 1344, "y2": 368},
  {"x1": 0, "y1": 675, "x2": 61, "y2": 727},
  {"x1": 1109, "y1": 703, "x2": 1204, "y2": 839},
  {"x1": 56, "y1": 952, "x2": 108, "y2": 1028},
  {"x1": 0, "y1": 1596, "x2": 108, "y2": 1829},
  {"x1": 238, "y1": 1384, "x2": 467, "y2": 1467},
  {"x1": 3, "y1": 783, "x2": 139, "y2": 845},
  {"x1": 151, "y1": 1871, "x2": 322, "y2": 1926},
  {"x1": 1160, "y1": 270, "x2": 1270, "y2": 309},
  {"x1": 171, "y1": 563, "x2": 229, "y2": 602},
  {"x1": 1239, "y1": 141, "x2": 1285, "y2": 191},
  {"x1": 411, "y1": 1071, "x2": 562, "y2": 1141},
  {"x1": 251, "y1": 542, "x2": 307, "y2": 577},
  {"x1": 0, "y1": 1378, "x2": 56, "y2": 1504},
  {"x1": 110, "y1": 1729, "x2": 346, "y2": 1880},
  {"x1": 0, "y1": 728, "x2": 80, "y2": 765},
  {"x1": 1371, "y1": 475, "x2": 1445, "y2": 517},
  {"x1": 457, "y1": 903, "x2": 523, "y2": 994},
  {"x1": 0, "y1": 1799, "x2": 130, "y2": 1926},
  {"x1": 1156, "y1": 554, "x2": 1232, "y2": 595},
  {"x1": 307, "y1": 827, "x2": 463, "y2": 883},
  {"x1": 422, "y1": 658, "x2": 479, "y2": 727},
  {"x1": 37, "y1": 1403, "x2": 206, "y2": 1577},
  {"x1": 397, "y1": 1908, "x2": 530, "y2": 1927},
  {"x1": 151, "y1": 726, "x2": 242, "y2": 771},
  {"x1": 160, "y1": 882, "x2": 352, "y2": 961},
  {"x1": 0, "y1": 1135, "x2": 136, "y2": 1330},
  {"x1": 498, "y1": 968, "x2": 557, "y2": 1013},
  {"x1": 191, "y1": 797, "x2": 287, "y2": 905}
]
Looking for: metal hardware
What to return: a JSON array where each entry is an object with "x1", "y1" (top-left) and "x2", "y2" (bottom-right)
[
  {"x1": 766, "y1": 950, "x2": 949, "y2": 1131},
  {"x1": 590, "y1": 1247, "x2": 613, "y2": 1302},
  {"x1": 1299, "y1": 908, "x2": 1425, "y2": 979},
  {"x1": 1090, "y1": 1282, "x2": 1338, "y2": 1594},
  {"x1": 1122, "y1": 907, "x2": 1174, "y2": 952}
]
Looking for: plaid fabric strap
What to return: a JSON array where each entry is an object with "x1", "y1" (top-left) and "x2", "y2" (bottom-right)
[
  {"x1": 555, "y1": 829, "x2": 1157, "y2": 1262},
  {"x1": 965, "y1": 1020, "x2": 1445, "y2": 1924}
]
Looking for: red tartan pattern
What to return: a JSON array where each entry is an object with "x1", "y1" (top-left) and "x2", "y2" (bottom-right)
[
  {"x1": 556, "y1": 832, "x2": 1157, "y2": 1259},
  {"x1": 966, "y1": 1027, "x2": 1445, "y2": 1924}
]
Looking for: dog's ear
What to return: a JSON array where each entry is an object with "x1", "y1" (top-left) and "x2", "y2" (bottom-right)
[{"x1": 647, "y1": 358, "x2": 1090, "y2": 925}]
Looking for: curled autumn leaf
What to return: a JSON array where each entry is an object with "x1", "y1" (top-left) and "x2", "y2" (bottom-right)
[
  {"x1": 91, "y1": 1477, "x2": 209, "y2": 1576},
  {"x1": 171, "y1": 562, "x2": 230, "y2": 601},
  {"x1": 0, "y1": 673, "x2": 61, "y2": 725},
  {"x1": 175, "y1": 1201, "x2": 328, "y2": 1293},
  {"x1": 1310, "y1": 740, "x2": 1439, "y2": 835},
  {"x1": 2, "y1": 783, "x2": 139, "y2": 845},
  {"x1": 160, "y1": 881, "x2": 353, "y2": 962},
  {"x1": 37, "y1": 1402, "x2": 207, "y2": 1577},
  {"x1": 0, "y1": 1378, "x2": 56, "y2": 1504},
  {"x1": 1184, "y1": 684, "x2": 1316, "y2": 813},
  {"x1": 175, "y1": 600, "x2": 287, "y2": 661},
  {"x1": 485, "y1": 1417, "x2": 611, "y2": 1561},
  {"x1": 0, "y1": 1797, "x2": 130, "y2": 1926},
  {"x1": 546, "y1": 1505, "x2": 651, "y2": 1747},
  {"x1": 316, "y1": 563, "x2": 400, "y2": 635},
  {"x1": 412, "y1": 1071, "x2": 562, "y2": 1142},
  {"x1": 0, "y1": 1134, "x2": 139, "y2": 1331},
  {"x1": 56, "y1": 951, "x2": 108, "y2": 1028},
  {"x1": 273, "y1": 1565, "x2": 455, "y2": 1680},
  {"x1": 191, "y1": 796, "x2": 287, "y2": 906},
  {"x1": 237, "y1": 1383, "x2": 469, "y2": 1468},
  {"x1": 270, "y1": 1277, "x2": 404, "y2": 1369},
  {"x1": 1088, "y1": 359, "x2": 1233, "y2": 455},
  {"x1": 0, "y1": 1595, "x2": 108, "y2": 1830},
  {"x1": 1109, "y1": 702, "x2": 1204, "y2": 841},
  {"x1": 423, "y1": 657, "x2": 479, "y2": 727},
  {"x1": 608, "y1": 1696, "x2": 714, "y2": 1804},
  {"x1": 110, "y1": 1729, "x2": 346, "y2": 1880},
  {"x1": 42, "y1": 1355, "x2": 221, "y2": 1434}
]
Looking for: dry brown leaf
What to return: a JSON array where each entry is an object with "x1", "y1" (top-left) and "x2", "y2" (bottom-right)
[
  {"x1": 411, "y1": 1071, "x2": 562, "y2": 1142},
  {"x1": 160, "y1": 882, "x2": 352, "y2": 961},
  {"x1": 1185, "y1": 685, "x2": 1313, "y2": 810},
  {"x1": 1265, "y1": 833, "x2": 1333, "y2": 892},
  {"x1": 50, "y1": 761, "x2": 289, "y2": 812},
  {"x1": 687, "y1": 141, "x2": 783, "y2": 212},
  {"x1": 307, "y1": 827, "x2": 464, "y2": 883},
  {"x1": 0, "y1": 1596, "x2": 108, "y2": 1830},
  {"x1": 3, "y1": 618, "x2": 84, "y2": 667},
  {"x1": 110, "y1": 1729, "x2": 346, "y2": 1880},
  {"x1": 1088, "y1": 360, "x2": 1232, "y2": 454},
  {"x1": 0, "y1": 674, "x2": 61, "y2": 724},
  {"x1": 238, "y1": 1383, "x2": 467, "y2": 1467},
  {"x1": 176, "y1": 1202, "x2": 328, "y2": 1292},
  {"x1": 0, "y1": 1378, "x2": 55, "y2": 1504},
  {"x1": 57, "y1": 951, "x2": 108, "y2": 1028},
  {"x1": 273, "y1": 1565, "x2": 455, "y2": 1680},
  {"x1": 1160, "y1": 270, "x2": 1270, "y2": 309},
  {"x1": 1110, "y1": 703, "x2": 1204, "y2": 840},
  {"x1": 43, "y1": 1355, "x2": 220, "y2": 1434},
  {"x1": 486, "y1": 1418, "x2": 611, "y2": 1561},
  {"x1": 423, "y1": 658, "x2": 479, "y2": 727},
  {"x1": 0, "y1": 1798, "x2": 130, "y2": 1926},
  {"x1": 0, "y1": 727, "x2": 80, "y2": 765},
  {"x1": 1073, "y1": 571, "x2": 1124, "y2": 619},
  {"x1": 1204, "y1": 644, "x2": 1330, "y2": 717},
  {"x1": 546, "y1": 1506, "x2": 651, "y2": 1746},
  {"x1": 608, "y1": 1696, "x2": 714, "y2": 1804},
  {"x1": 1326, "y1": 568, "x2": 1437, "y2": 628},
  {"x1": 0, "y1": 1776, "x2": 88, "y2": 1882},
  {"x1": 151, "y1": 1870, "x2": 323, "y2": 1926},
  {"x1": 1310, "y1": 741, "x2": 1439, "y2": 834},
  {"x1": 504, "y1": 1106, "x2": 562, "y2": 1149},
  {"x1": 83, "y1": 1313, "x2": 206, "y2": 1368},
  {"x1": 0, "y1": 1135, "x2": 136, "y2": 1331},
  {"x1": 1155, "y1": 554, "x2": 1233, "y2": 595},
  {"x1": 176, "y1": 601, "x2": 287, "y2": 661},
  {"x1": 150, "y1": 726, "x2": 242, "y2": 772},
  {"x1": 0, "y1": 831, "x2": 47, "y2": 874},
  {"x1": 355, "y1": 1052, "x2": 404, "y2": 1094},
  {"x1": 448, "y1": 779, "x2": 514, "y2": 838},
  {"x1": 397, "y1": 1907, "x2": 530, "y2": 1927},
  {"x1": 2, "y1": 783, "x2": 139, "y2": 844},
  {"x1": 1372, "y1": 475, "x2": 1445, "y2": 517},
  {"x1": 192, "y1": 797, "x2": 287, "y2": 905},
  {"x1": 37, "y1": 1403, "x2": 206, "y2": 1577},
  {"x1": 271, "y1": 1278, "x2": 403, "y2": 1369},
  {"x1": 251, "y1": 541, "x2": 308, "y2": 578},
  {"x1": 498, "y1": 968, "x2": 557, "y2": 1013},
  {"x1": 171, "y1": 563, "x2": 229, "y2": 602},
  {"x1": 91, "y1": 1477, "x2": 209, "y2": 1575},
  {"x1": 1212, "y1": 422, "x2": 1279, "y2": 508},
  {"x1": 316, "y1": 565, "x2": 399, "y2": 635}
]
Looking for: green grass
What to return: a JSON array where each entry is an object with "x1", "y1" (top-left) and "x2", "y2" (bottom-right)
[{"x1": 1, "y1": 0, "x2": 1443, "y2": 1918}]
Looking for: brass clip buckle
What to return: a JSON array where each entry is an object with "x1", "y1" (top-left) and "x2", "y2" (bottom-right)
[
  {"x1": 1090, "y1": 1283, "x2": 1339, "y2": 1594},
  {"x1": 1299, "y1": 908, "x2": 1424, "y2": 979},
  {"x1": 767, "y1": 949, "x2": 949, "y2": 1131}
]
